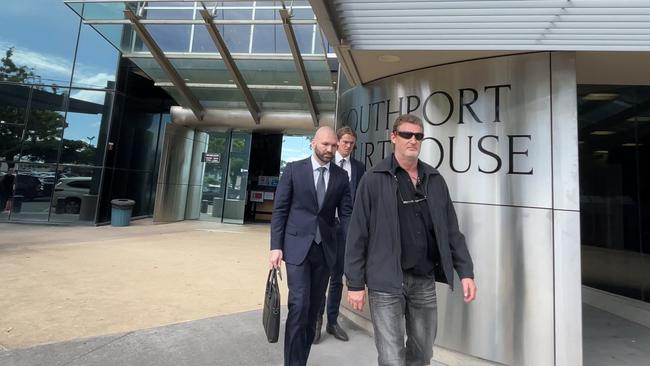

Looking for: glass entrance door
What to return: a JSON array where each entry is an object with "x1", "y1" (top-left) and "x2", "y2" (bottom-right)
[
  {"x1": 201, "y1": 131, "x2": 230, "y2": 221},
  {"x1": 222, "y1": 132, "x2": 252, "y2": 224},
  {"x1": 200, "y1": 130, "x2": 252, "y2": 224}
]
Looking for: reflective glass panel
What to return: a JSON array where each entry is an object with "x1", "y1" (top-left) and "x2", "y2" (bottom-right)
[
  {"x1": 201, "y1": 130, "x2": 230, "y2": 221},
  {"x1": 579, "y1": 85, "x2": 649, "y2": 303},
  {"x1": 1, "y1": 1, "x2": 78, "y2": 86},
  {"x1": 111, "y1": 95, "x2": 165, "y2": 171},
  {"x1": 162, "y1": 86, "x2": 247, "y2": 110},
  {"x1": 252, "y1": 25, "x2": 289, "y2": 53},
  {"x1": 129, "y1": 58, "x2": 170, "y2": 82},
  {"x1": 0, "y1": 83, "x2": 30, "y2": 164},
  {"x1": 293, "y1": 25, "x2": 317, "y2": 55},
  {"x1": 68, "y1": 2, "x2": 128, "y2": 20},
  {"x1": 223, "y1": 131, "x2": 251, "y2": 224},
  {"x1": 92, "y1": 24, "x2": 136, "y2": 53},
  {"x1": 0, "y1": 83, "x2": 30, "y2": 125},
  {"x1": 635, "y1": 87, "x2": 650, "y2": 260},
  {"x1": 71, "y1": 25, "x2": 120, "y2": 89},
  {"x1": 251, "y1": 89, "x2": 310, "y2": 111},
  {"x1": 191, "y1": 25, "x2": 252, "y2": 53},
  {"x1": 170, "y1": 58, "x2": 231, "y2": 84},
  {"x1": 20, "y1": 87, "x2": 68, "y2": 164},
  {"x1": 10, "y1": 163, "x2": 56, "y2": 222},
  {"x1": 61, "y1": 90, "x2": 113, "y2": 166},
  {"x1": 0, "y1": 164, "x2": 14, "y2": 221},
  {"x1": 50, "y1": 165, "x2": 102, "y2": 223},
  {"x1": 141, "y1": 8, "x2": 194, "y2": 20},
  {"x1": 145, "y1": 25, "x2": 192, "y2": 52}
]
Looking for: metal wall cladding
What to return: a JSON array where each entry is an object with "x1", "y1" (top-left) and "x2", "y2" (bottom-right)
[
  {"x1": 157, "y1": 124, "x2": 194, "y2": 186},
  {"x1": 153, "y1": 123, "x2": 198, "y2": 223},
  {"x1": 184, "y1": 185, "x2": 203, "y2": 220},
  {"x1": 338, "y1": 52, "x2": 581, "y2": 366},
  {"x1": 153, "y1": 182, "x2": 188, "y2": 222},
  {"x1": 188, "y1": 134, "x2": 209, "y2": 187},
  {"x1": 437, "y1": 203, "x2": 555, "y2": 365},
  {"x1": 339, "y1": 52, "x2": 553, "y2": 209},
  {"x1": 185, "y1": 133, "x2": 208, "y2": 220}
]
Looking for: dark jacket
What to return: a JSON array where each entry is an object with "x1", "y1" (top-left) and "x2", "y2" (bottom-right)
[
  {"x1": 271, "y1": 157, "x2": 353, "y2": 268},
  {"x1": 345, "y1": 155, "x2": 474, "y2": 293},
  {"x1": 348, "y1": 157, "x2": 365, "y2": 202}
]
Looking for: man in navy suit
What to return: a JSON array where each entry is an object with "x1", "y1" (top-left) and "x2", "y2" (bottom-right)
[
  {"x1": 270, "y1": 126, "x2": 353, "y2": 366},
  {"x1": 314, "y1": 126, "x2": 365, "y2": 344}
]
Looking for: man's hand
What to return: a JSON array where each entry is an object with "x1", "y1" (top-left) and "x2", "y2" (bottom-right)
[
  {"x1": 461, "y1": 278, "x2": 477, "y2": 303},
  {"x1": 269, "y1": 249, "x2": 283, "y2": 269},
  {"x1": 348, "y1": 290, "x2": 366, "y2": 311}
]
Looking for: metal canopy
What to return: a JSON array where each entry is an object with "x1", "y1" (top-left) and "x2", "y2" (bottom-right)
[
  {"x1": 199, "y1": 6, "x2": 260, "y2": 124},
  {"x1": 64, "y1": 0, "x2": 336, "y2": 129},
  {"x1": 315, "y1": 0, "x2": 650, "y2": 51},
  {"x1": 280, "y1": 7, "x2": 319, "y2": 127},
  {"x1": 124, "y1": 8, "x2": 205, "y2": 120}
]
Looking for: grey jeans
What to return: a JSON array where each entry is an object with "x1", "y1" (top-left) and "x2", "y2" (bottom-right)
[{"x1": 368, "y1": 272, "x2": 438, "y2": 366}]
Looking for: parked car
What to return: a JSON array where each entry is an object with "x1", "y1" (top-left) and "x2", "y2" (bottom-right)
[
  {"x1": 52, "y1": 177, "x2": 92, "y2": 214},
  {"x1": 14, "y1": 174, "x2": 43, "y2": 201},
  {"x1": 39, "y1": 175, "x2": 55, "y2": 197},
  {"x1": 201, "y1": 184, "x2": 222, "y2": 202}
]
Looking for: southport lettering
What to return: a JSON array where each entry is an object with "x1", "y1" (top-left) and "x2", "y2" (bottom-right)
[{"x1": 342, "y1": 84, "x2": 533, "y2": 175}]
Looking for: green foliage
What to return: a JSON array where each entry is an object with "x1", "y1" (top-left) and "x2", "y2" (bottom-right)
[{"x1": 0, "y1": 48, "x2": 34, "y2": 83}]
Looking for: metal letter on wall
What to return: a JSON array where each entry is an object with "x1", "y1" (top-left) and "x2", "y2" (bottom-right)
[{"x1": 338, "y1": 52, "x2": 581, "y2": 366}]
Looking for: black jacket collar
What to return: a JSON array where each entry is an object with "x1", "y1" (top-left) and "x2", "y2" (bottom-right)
[{"x1": 373, "y1": 154, "x2": 439, "y2": 177}]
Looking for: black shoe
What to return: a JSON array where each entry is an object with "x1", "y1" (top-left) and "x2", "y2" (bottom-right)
[
  {"x1": 313, "y1": 318, "x2": 322, "y2": 344},
  {"x1": 326, "y1": 323, "x2": 349, "y2": 342}
]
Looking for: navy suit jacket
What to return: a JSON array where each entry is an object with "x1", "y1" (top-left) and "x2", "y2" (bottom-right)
[
  {"x1": 271, "y1": 157, "x2": 353, "y2": 267},
  {"x1": 347, "y1": 157, "x2": 365, "y2": 203}
]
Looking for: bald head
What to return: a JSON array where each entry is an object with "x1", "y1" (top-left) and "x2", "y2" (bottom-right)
[
  {"x1": 314, "y1": 126, "x2": 337, "y2": 142},
  {"x1": 311, "y1": 126, "x2": 338, "y2": 164}
]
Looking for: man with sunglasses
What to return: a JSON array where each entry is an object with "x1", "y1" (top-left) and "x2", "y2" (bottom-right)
[{"x1": 345, "y1": 114, "x2": 476, "y2": 366}]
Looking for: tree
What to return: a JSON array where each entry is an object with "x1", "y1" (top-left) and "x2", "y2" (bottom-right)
[{"x1": 0, "y1": 47, "x2": 35, "y2": 83}]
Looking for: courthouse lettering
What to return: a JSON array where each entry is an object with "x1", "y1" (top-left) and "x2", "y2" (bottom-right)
[{"x1": 341, "y1": 84, "x2": 533, "y2": 175}]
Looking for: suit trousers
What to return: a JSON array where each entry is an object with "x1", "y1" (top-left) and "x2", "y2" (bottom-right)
[
  {"x1": 284, "y1": 242, "x2": 330, "y2": 366},
  {"x1": 368, "y1": 272, "x2": 438, "y2": 366},
  {"x1": 318, "y1": 224, "x2": 345, "y2": 325}
]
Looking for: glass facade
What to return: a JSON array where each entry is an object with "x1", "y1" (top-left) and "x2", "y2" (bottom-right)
[
  {"x1": 579, "y1": 85, "x2": 650, "y2": 303},
  {"x1": 66, "y1": 1, "x2": 336, "y2": 114},
  {"x1": 0, "y1": 1, "x2": 171, "y2": 224}
]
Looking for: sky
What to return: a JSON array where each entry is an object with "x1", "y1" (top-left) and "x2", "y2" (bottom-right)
[{"x1": 281, "y1": 135, "x2": 313, "y2": 163}]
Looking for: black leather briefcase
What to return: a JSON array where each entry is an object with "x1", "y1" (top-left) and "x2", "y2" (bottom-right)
[{"x1": 263, "y1": 268, "x2": 281, "y2": 343}]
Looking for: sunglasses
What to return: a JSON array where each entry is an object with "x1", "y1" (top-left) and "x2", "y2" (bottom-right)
[
  {"x1": 395, "y1": 131, "x2": 424, "y2": 141},
  {"x1": 394, "y1": 176, "x2": 427, "y2": 205}
]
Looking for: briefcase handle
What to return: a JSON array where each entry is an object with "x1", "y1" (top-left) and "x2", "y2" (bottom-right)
[{"x1": 267, "y1": 266, "x2": 282, "y2": 284}]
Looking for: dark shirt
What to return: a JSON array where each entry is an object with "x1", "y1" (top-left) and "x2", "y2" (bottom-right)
[{"x1": 392, "y1": 157, "x2": 440, "y2": 277}]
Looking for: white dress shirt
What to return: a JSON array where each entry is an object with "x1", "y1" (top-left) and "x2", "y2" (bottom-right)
[
  {"x1": 311, "y1": 155, "x2": 330, "y2": 190},
  {"x1": 335, "y1": 151, "x2": 352, "y2": 182}
]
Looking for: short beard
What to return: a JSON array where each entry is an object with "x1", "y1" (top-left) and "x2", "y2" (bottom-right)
[{"x1": 315, "y1": 150, "x2": 332, "y2": 163}]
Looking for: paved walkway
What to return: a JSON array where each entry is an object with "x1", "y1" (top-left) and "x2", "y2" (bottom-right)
[
  {"x1": 0, "y1": 219, "x2": 379, "y2": 366},
  {"x1": 1, "y1": 219, "x2": 649, "y2": 366},
  {"x1": 0, "y1": 309, "x2": 376, "y2": 366},
  {"x1": 0, "y1": 220, "x2": 281, "y2": 349}
]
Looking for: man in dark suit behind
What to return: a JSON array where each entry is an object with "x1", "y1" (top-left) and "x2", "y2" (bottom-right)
[
  {"x1": 270, "y1": 126, "x2": 353, "y2": 366},
  {"x1": 314, "y1": 126, "x2": 365, "y2": 343}
]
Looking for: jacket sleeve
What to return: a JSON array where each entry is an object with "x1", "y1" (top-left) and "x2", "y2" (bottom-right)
[
  {"x1": 443, "y1": 179, "x2": 474, "y2": 279},
  {"x1": 345, "y1": 174, "x2": 371, "y2": 291},
  {"x1": 270, "y1": 162, "x2": 293, "y2": 251}
]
